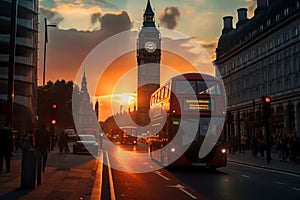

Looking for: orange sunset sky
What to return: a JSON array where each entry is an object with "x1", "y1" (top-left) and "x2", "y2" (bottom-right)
[{"x1": 38, "y1": 0, "x2": 257, "y2": 120}]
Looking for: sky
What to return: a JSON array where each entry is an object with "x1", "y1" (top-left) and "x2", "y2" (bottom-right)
[{"x1": 38, "y1": 0, "x2": 257, "y2": 120}]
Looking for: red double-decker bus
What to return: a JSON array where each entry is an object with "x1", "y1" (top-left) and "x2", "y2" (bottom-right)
[{"x1": 147, "y1": 73, "x2": 227, "y2": 168}]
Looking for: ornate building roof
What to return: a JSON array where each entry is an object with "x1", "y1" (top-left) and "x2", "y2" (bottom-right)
[{"x1": 216, "y1": 0, "x2": 299, "y2": 60}]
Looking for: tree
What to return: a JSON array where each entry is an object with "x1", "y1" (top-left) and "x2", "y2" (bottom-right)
[{"x1": 37, "y1": 80, "x2": 76, "y2": 130}]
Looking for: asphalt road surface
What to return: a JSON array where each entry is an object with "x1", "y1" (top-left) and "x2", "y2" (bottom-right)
[{"x1": 169, "y1": 161, "x2": 300, "y2": 200}]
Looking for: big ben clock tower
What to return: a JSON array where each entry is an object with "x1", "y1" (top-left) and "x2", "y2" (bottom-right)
[{"x1": 137, "y1": 0, "x2": 161, "y2": 125}]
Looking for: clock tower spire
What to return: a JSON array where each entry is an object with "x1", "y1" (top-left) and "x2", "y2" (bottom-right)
[
  {"x1": 81, "y1": 69, "x2": 87, "y2": 93},
  {"x1": 136, "y1": 0, "x2": 161, "y2": 125}
]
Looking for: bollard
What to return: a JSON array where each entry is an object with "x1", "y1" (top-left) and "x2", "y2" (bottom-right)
[{"x1": 21, "y1": 150, "x2": 37, "y2": 189}]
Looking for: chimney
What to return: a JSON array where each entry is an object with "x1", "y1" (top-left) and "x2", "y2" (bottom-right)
[
  {"x1": 236, "y1": 8, "x2": 248, "y2": 28},
  {"x1": 222, "y1": 16, "x2": 234, "y2": 34},
  {"x1": 255, "y1": 0, "x2": 268, "y2": 15}
]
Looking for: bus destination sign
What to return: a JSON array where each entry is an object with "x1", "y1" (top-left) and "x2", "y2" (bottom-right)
[{"x1": 183, "y1": 98, "x2": 214, "y2": 111}]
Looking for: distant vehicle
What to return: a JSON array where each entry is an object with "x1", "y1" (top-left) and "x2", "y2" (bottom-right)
[
  {"x1": 64, "y1": 129, "x2": 76, "y2": 141},
  {"x1": 120, "y1": 126, "x2": 137, "y2": 145},
  {"x1": 73, "y1": 135, "x2": 98, "y2": 155}
]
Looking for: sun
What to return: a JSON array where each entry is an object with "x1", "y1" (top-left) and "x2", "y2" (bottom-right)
[{"x1": 120, "y1": 93, "x2": 130, "y2": 104}]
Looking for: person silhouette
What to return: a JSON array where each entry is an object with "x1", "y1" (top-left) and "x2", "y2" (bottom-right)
[
  {"x1": 0, "y1": 122, "x2": 14, "y2": 173},
  {"x1": 35, "y1": 124, "x2": 50, "y2": 172}
]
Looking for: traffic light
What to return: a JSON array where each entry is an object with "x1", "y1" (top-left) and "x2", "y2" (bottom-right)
[
  {"x1": 50, "y1": 103, "x2": 57, "y2": 125},
  {"x1": 262, "y1": 96, "x2": 271, "y2": 118}
]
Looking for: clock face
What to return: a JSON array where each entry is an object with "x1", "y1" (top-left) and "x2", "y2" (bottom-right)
[{"x1": 144, "y1": 41, "x2": 156, "y2": 53}]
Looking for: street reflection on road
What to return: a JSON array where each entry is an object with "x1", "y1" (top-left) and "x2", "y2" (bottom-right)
[{"x1": 101, "y1": 140, "x2": 162, "y2": 173}]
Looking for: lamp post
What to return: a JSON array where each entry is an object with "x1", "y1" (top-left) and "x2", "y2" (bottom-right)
[{"x1": 43, "y1": 18, "x2": 56, "y2": 87}]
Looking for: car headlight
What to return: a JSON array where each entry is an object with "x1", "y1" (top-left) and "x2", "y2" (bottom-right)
[{"x1": 221, "y1": 149, "x2": 226, "y2": 154}]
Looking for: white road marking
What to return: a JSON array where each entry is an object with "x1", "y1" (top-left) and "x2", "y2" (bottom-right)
[
  {"x1": 291, "y1": 188, "x2": 300, "y2": 192},
  {"x1": 241, "y1": 175, "x2": 250, "y2": 178},
  {"x1": 230, "y1": 162, "x2": 300, "y2": 178},
  {"x1": 105, "y1": 151, "x2": 116, "y2": 200},
  {"x1": 168, "y1": 184, "x2": 197, "y2": 199},
  {"x1": 155, "y1": 171, "x2": 170, "y2": 180},
  {"x1": 274, "y1": 181, "x2": 285, "y2": 185}
]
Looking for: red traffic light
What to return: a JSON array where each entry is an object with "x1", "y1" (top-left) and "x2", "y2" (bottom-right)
[
  {"x1": 51, "y1": 104, "x2": 57, "y2": 109},
  {"x1": 51, "y1": 119, "x2": 57, "y2": 125},
  {"x1": 264, "y1": 96, "x2": 271, "y2": 103}
]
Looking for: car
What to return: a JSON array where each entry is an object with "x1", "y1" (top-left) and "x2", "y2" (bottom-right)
[
  {"x1": 73, "y1": 134, "x2": 98, "y2": 155},
  {"x1": 64, "y1": 129, "x2": 76, "y2": 142}
]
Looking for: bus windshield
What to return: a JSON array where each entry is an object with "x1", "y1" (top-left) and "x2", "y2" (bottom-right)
[{"x1": 175, "y1": 80, "x2": 221, "y2": 95}]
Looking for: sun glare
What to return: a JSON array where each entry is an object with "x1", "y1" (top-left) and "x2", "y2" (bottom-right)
[
  {"x1": 120, "y1": 93, "x2": 130, "y2": 104},
  {"x1": 111, "y1": 93, "x2": 136, "y2": 105}
]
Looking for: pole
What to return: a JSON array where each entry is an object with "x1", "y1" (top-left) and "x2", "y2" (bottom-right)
[
  {"x1": 265, "y1": 116, "x2": 271, "y2": 163},
  {"x1": 43, "y1": 18, "x2": 47, "y2": 87},
  {"x1": 42, "y1": 18, "x2": 56, "y2": 87},
  {"x1": 7, "y1": 0, "x2": 18, "y2": 126}
]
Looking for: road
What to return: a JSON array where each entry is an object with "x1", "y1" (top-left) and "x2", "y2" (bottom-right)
[
  {"x1": 169, "y1": 161, "x2": 300, "y2": 200},
  {"x1": 105, "y1": 143, "x2": 207, "y2": 200},
  {"x1": 104, "y1": 143, "x2": 300, "y2": 200}
]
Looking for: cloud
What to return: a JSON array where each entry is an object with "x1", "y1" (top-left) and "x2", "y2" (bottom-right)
[
  {"x1": 38, "y1": 10, "x2": 133, "y2": 86},
  {"x1": 100, "y1": 11, "x2": 133, "y2": 34},
  {"x1": 40, "y1": 6, "x2": 64, "y2": 25},
  {"x1": 182, "y1": 5, "x2": 194, "y2": 15},
  {"x1": 94, "y1": 0, "x2": 118, "y2": 9},
  {"x1": 91, "y1": 12, "x2": 102, "y2": 25},
  {"x1": 199, "y1": 39, "x2": 218, "y2": 60},
  {"x1": 159, "y1": 7, "x2": 181, "y2": 29},
  {"x1": 245, "y1": 0, "x2": 256, "y2": 17},
  {"x1": 199, "y1": 39, "x2": 217, "y2": 49}
]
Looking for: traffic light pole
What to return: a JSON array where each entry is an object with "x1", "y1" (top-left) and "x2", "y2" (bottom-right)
[
  {"x1": 265, "y1": 117, "x2": 271, "y2": 163},
  {"x1": 262, "y1": 96, "x2": 272, "y2": 164}
]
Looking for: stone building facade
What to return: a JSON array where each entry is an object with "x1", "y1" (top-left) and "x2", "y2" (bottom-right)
[{"x1": 214, "y1": 0, "x2": 300, "y2": 143}]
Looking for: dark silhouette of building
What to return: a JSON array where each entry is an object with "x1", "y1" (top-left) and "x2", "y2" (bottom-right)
[
  {"x1": 0, "y1": 0, "x2": 39, "y2": 131},
  {"x1": 136, "y1": 0, "x2": 161, "y2": 125},
  {"x1": 214, "y1": 0, "x2": 300, "y2": 141},
  {"x1": 73, "y1": 71, "x2": 98, "y2": 132}
]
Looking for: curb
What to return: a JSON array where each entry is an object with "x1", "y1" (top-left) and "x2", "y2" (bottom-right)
[{"x1": 91, "y1": 151, "x2": 103, "y2": 200}]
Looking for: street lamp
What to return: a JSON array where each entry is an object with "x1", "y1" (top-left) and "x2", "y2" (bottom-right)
[{"x1": 43, "y1": 18, "x2": 56, "y2": 86}]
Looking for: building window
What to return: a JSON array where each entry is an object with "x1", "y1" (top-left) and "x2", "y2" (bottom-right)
[{"x1": 284, "y1": 8, "x2": 289, "y2": 16}]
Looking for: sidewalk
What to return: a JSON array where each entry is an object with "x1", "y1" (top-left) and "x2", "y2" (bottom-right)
[
  {"x1": 227, "y1": 149, "x2": 300, "y2": 175},
  {"x1": 0, "y1": 148, "x2": 100, "y2": 200}
]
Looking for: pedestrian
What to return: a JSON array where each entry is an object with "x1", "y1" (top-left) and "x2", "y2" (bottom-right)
[
  {"x1": 276, "y1": 134, "x2": 283, "y2": 161},
  {"x1": 228, "y1": 134, "x2": 236, "y2": 154},
  {"x1": 50, "y1": 130, "x2": 55, "y2": 151},
  {"x1": 281, "y1": 134, "x2": 289, "y2": 161},
  {"x1": 14, "y1": 130, "x2": 23, "y2": 151},
  {"x1": 35, "y1": 124, "x2": 50, "y2": 172},
  {"x1": 258, "y1": 135, "x2": 265, "y2": 158},
  {"x1": 0, "y1": 122, "x2": 14, "y2": 173},
  {"x1": 21, "y1": 129, "x2": 35, "y2": 153},
  {"x1": 241, "y1": 134, "x2": 247, "y2": 153},
  {"x1": 289, "y1": 133, "x2": 299, "y2": 163},
  {"x1": 251, "y1": 135, "x2": 258, "y2": 158},
  {"x1": 58, "y1": 131, "x2": 68, "y2": 153}
]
